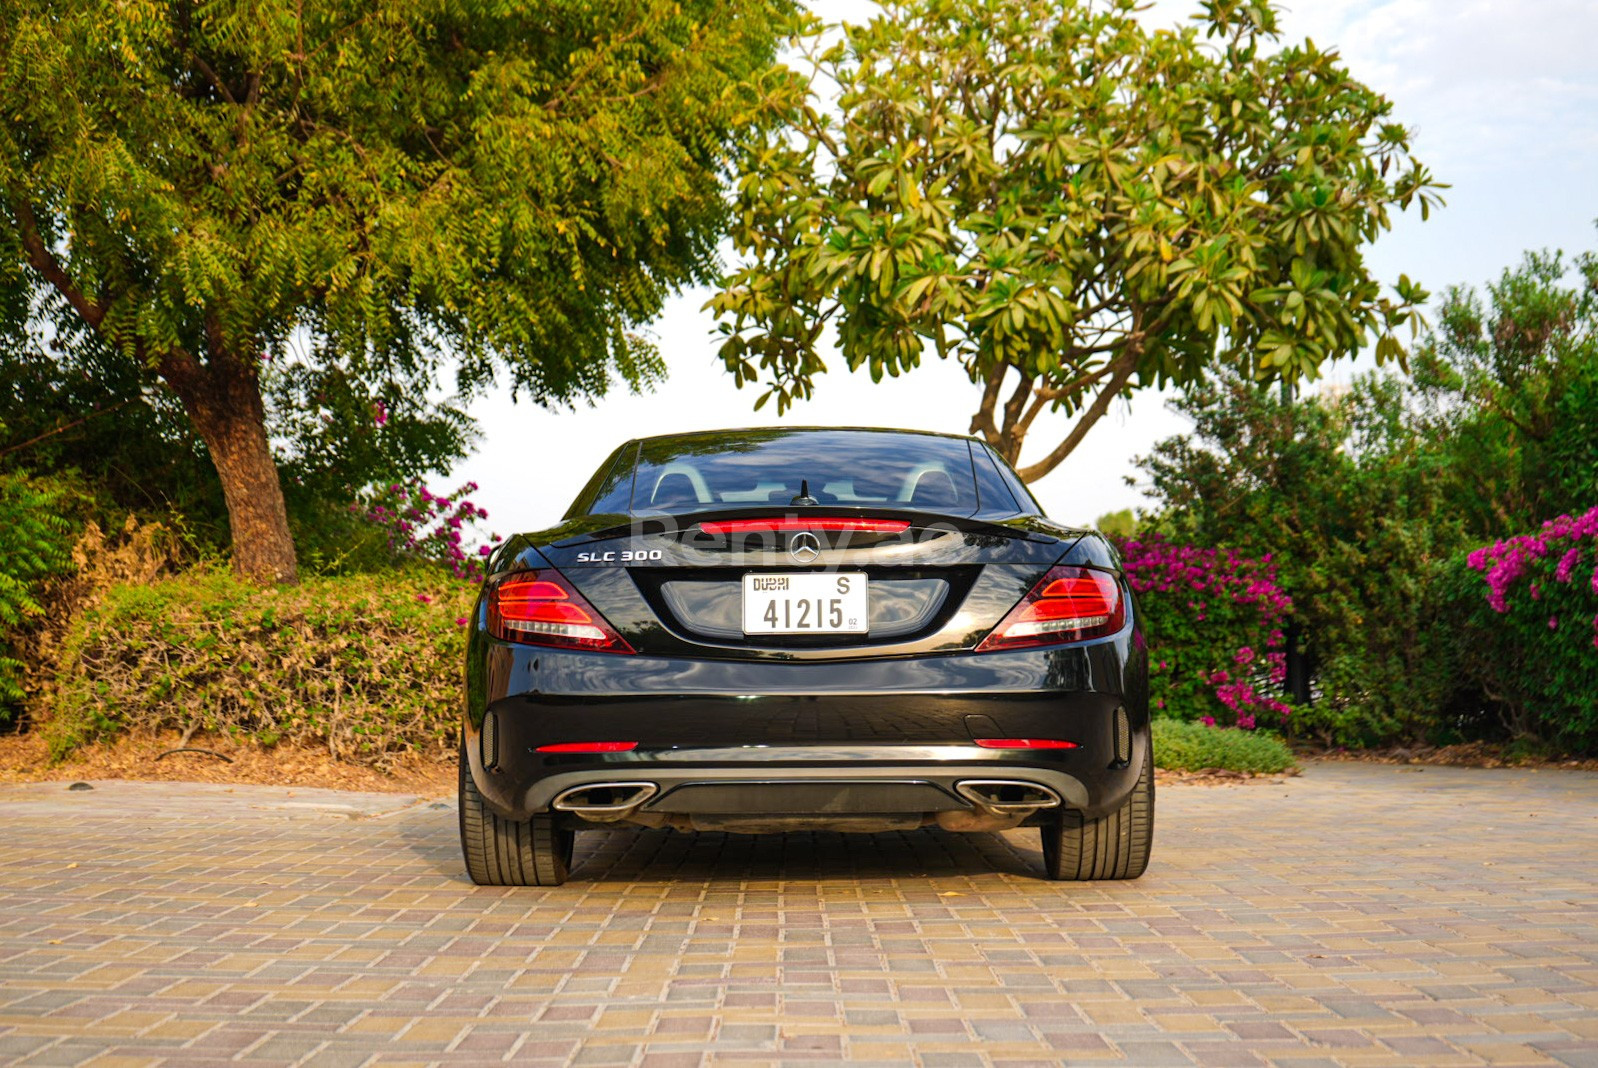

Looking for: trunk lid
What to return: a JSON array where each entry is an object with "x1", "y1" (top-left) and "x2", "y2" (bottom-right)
[{"x1": 523, "y1": 509, "x2": 1085, "y2": 660}]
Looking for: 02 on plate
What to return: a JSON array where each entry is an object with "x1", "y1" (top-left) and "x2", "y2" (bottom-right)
[{"x1": 743, "y1": 572, "x2": 868, "y2": 634}]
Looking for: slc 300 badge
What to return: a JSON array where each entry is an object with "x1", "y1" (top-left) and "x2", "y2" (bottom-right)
[{"x1": 574, "y1": 550, "x2": 664, "y2": 563}]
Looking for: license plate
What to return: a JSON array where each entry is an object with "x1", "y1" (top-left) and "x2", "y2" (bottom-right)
[{"x1": 742, "y1": 572, "x2": 869, "y2": 634}]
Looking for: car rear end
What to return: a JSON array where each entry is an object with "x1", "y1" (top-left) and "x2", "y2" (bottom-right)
[{"x1": 460, "y1": 429, "x2": 1151, "y2": 884}]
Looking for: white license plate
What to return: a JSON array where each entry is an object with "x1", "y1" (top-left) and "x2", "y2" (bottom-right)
[{"x1": 742, "y1": 572, "x2": 869, "y2": 634}]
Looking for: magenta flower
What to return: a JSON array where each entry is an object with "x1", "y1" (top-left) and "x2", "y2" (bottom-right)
[{"x1": 1556, "y1": 548, "x2": 1581, "y2": 584}]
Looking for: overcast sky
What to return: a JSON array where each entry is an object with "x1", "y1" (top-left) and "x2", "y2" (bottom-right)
[{"x1": 453, "y1": 0, "x2": 1598, "y2": 536}]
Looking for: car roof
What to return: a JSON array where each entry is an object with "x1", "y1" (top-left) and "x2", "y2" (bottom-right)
[{"x1": 625, "y1": 426, "x2": 985, "y2": 448}]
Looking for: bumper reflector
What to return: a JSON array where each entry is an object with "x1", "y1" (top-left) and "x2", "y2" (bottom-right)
[
  {"x1": 973, "y1": 738, "x2": 1080, "y2": 750},
  {"x1": 536, "y1": 741, "x2": 639, "y2": 754}
]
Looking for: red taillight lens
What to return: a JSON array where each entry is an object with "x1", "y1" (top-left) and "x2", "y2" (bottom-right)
[
  {"x1": 535, "y1": 742, "x2": 639, "y2": 753},
  {"x1": 488, "y1": 570, "x2": 634, "y2": 653},
  {"x1": 973, "y1": 738, "x2": 1080, "y2": 749},
  {"x1": 977, "y1": 566, "x2": 1125, "y2": 652},
  {"x1": 697, "y1": 517, "x2": 911, "y2": 536}
]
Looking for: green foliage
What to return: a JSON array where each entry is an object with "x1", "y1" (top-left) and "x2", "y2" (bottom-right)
[
  {"x1": 1437, "y1": 509, "x2": 1598, "y2": 752},
  {"x1": 0, "y1": 471, "x2": 82, "y2": 717},
  {"x1": 1136, "y1": 238, "x2": 1598, "y2": 750},
  {"x1": 1138, "y1": 370, "x2": 1462, "y2": 745},
  {"x1": 0, "y1": 332, "x2": 474, "y2": 560},
  {"x1": 47, "y1": 567, "x2": 475, "y2": 763},
  {"x1": 711, "y1": 0, "x2": 1442, "y2": 479},
  {"x1": 1409, "y1": 247, "x2": 1598, "y2": 530},
  {"x1": 0, "y1": 338, "x2": 222, "y2": 537},
  {"x1": 1, "y1": 0, "x2": 799, "y2": 396},
  {"x1": 1122, "y1": 537, "x2": 1293, "y2": 728},
  {"x1": 1095, "y1": 509, "x2": 1137, "y2": 538},
  {"x1": 1153, "y1": 718, "x2": 1296, "y2": 774},
  {"x1": 1, "y1": 0, "x2": 800, "y2": 577},
  {"x1": 270, "y1": 360, "x2": 477, "y2": 570}
]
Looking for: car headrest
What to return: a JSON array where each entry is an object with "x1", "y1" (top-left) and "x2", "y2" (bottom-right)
[
  {"x1": 909, "y1": 469, "x2": 959, "y2": 510},
  {"x1": 650, "y1": 472, "x2": 703, "y2": 509}
]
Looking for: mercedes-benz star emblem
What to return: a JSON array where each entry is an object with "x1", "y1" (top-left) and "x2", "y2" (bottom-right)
[{"x1": 788, "y1": 531, "x2": 821, "y2": 563}]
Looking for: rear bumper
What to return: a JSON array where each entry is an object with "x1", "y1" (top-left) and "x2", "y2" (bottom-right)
[{"x1": 464, "y1": 635, "x2": 1149, "y2": 825}]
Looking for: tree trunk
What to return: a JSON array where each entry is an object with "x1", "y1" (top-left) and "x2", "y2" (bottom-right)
[{"x1": 159, "y1": 348, "x2": 299, "y2": 585}]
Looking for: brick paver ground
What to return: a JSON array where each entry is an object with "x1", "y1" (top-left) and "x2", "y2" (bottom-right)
[{"x1": 0, "y1": 762, "x2": 1595, "y2": 1067}]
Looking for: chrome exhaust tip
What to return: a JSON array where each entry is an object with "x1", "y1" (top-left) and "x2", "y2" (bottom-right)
[
  {"x1": 551, "y1": 781, "x2": 660, "y2": 821},
  {"x1": 954, "y1": 780, "x2": 1062, "y2": 813}
]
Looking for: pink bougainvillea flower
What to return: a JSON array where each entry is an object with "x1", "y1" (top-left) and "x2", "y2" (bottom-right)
[
  {"x1": 1556, "y1": 548, "x2": 1581, "y2": 583},
  {"x1": 1120, "y1": 533, "x2": 1295, "y2": 729}
]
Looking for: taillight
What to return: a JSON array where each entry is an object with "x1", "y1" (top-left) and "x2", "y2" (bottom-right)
[
  {"x1": 488, "y1": 570, "x2": 634, "y2": 654},
  {"x1": 697, "y1": 517, "x2": 911, "y2": 535},
  {"x1": 977, "y1": 566, "x2": 1125, "y2": 652}
]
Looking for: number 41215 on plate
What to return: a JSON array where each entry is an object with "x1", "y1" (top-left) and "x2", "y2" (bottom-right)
[{"x1": 742, "y1": 572, "x2": 869, "y2": 634}]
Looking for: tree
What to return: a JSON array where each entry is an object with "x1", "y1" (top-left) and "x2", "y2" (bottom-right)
[
  {"x1": 1131, "y1": 237, "x2": 1598, "y2": 747},
  {"x1": 710, "y1": 0, "x2": 1442, "y2": 480},
  {"x1": 1134, "y1": 369, "x2": 1464, "y2": 746},
  {"x1": 1, "y1": 0, "x2": 798, "y2": 582},
  {"x1": 1410, "y1": 243, "x2": 1598, "y2": 532}
]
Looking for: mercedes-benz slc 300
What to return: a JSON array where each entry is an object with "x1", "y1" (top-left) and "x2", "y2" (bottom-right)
[{"x1": 460, "y1": 428, "x2": 1152, "y2": 885}]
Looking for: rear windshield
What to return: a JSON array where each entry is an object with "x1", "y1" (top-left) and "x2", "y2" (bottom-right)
[{"x1": 604, "y1": 430, "x2": 985, "y2": 515}]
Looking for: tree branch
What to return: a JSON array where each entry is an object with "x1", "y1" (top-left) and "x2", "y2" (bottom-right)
[
  {"x1": 0, "y1": 401, "x2": 130, "y2": 459},
  {"x1": 968, "y1": 362, "x2": 1007, "y2": 447},
  {"x1": 1000, "y1": 368, "x2": 1033, "y2": 437},
  {"x1": 1014, "y1": 363, "x2": 1114, "y2": 440},
  {"x1": 192, "y1": 56, "x2": 239, "y2": 105},
  {"x1": 12, "y1": 199, "x2": 108, "y2": 330},
  {"x1": 1013, "y1": 344, "x2": 1142, "y2": 482}
]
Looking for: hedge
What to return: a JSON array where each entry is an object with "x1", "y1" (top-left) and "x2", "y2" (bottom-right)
[
  {"x1": 47, "y1": 566, "x2": 474, "y2": 763},
  {"x1": 1153, "y1": 718, "x2": 1297, "y2": 774}
]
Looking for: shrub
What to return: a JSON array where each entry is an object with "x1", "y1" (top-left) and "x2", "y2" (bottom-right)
[
  {"x1": 0, "y1": 471, "x2": 83, "y2": 720},
  {"x1": 352, "y1": 479, "x2": 501, "y2": 581},
  {"x1": 47, "y1": 566, "x2": 475, "y2": 763},
  {"x1": 1120, "y1": 535, "x2": 1293, "y2": 729},
  {"x1": 1152, "y1": 718, "x2": 1297, "y2": 775},
  {"x1": 1441, "y1": 506, "x2": 1598, "y2": 752},
  {"x1": 1132, "y1": 243, "x2": 1598, "y2": 748}
]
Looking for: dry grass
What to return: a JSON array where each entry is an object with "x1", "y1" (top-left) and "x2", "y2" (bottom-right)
[{"x1": 0, "y1": 729, "x2": 455, "y2": 794}]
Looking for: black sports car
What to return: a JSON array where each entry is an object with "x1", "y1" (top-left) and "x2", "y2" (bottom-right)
[{"x1": 460, "y1": 427, "x2": 1152, "y2": 885}]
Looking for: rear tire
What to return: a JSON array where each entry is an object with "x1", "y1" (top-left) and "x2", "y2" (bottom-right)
[
  {"x1": 459, "y1": 741, "x2": 574, "y2": 886},
  {"x1": 1040, "y1": 746, "x2": 1154, "y2": 881}
]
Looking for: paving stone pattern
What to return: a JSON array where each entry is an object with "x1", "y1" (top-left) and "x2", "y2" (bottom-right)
[{"x1": 0, "y1": 763, "x2": 1595, "y2": 1067}]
